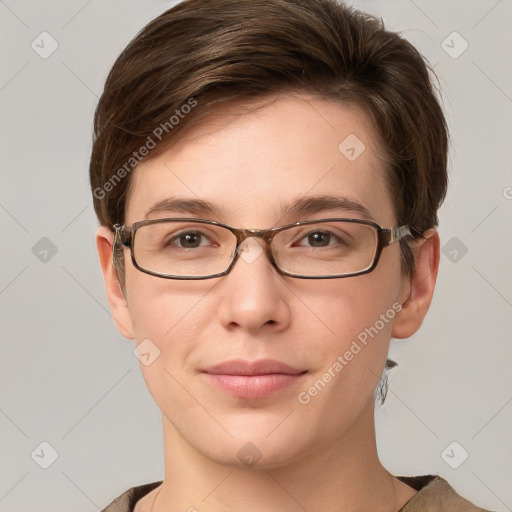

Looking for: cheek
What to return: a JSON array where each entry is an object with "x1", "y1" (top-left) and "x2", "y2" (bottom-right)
[
  {"x1": 293, "y1": 277, "x2": 401, "y2": 434},
  {"x1": 125, "y1": 271, "x2": 218, "y2": 377},
  {"x1": 125, "y1": 268, "x2": 214, "y2": 336},
  {"x1": 295, "y1": 253, "x2": 403, "y2": 386},
  {"x1": 299, "y1": 260, "x2": 402, "y2": 350},
  {"x1": 125, "y1": 274, "x2": 219, "y2": 416},
  {"x1": 307, "y1": 288, "x2": 396, "y2": 392}
]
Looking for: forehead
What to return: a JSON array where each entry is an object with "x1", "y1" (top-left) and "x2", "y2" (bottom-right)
[{"x1": 125, "y1": 94, "x2": 395, "y2": 227}]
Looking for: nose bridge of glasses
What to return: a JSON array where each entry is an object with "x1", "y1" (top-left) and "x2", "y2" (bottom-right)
[
  {"x1": 235, "y1": 228, "x2": 275, "y2": 246},
  {"x1": 231, "y1": 228, "x2": 277, "y2": 270}
]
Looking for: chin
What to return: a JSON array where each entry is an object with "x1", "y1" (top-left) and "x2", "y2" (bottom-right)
[
  {"x1": 210, "y1": 444, "x2": 302, "y2": 471},
  {"x1": 196, "y1": 424, "x2": 312, "y2": 470}
]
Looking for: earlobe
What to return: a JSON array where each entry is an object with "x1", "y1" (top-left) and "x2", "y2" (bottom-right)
[
  {"x1": 96, "y1": 226, "x2": 135, "y2": 339},
  {"x1": 391, "y1": 229, "x2": 440, "y2": 339}
]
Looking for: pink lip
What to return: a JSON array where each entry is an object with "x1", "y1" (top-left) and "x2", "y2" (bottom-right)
[{"x1": 202, "y1": 359, "x2": 307, "y2": 399}]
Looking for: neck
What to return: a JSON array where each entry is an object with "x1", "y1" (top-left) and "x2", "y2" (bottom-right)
[{"x1": 151, "y1": 402, "x2": 414, "y2": 512}]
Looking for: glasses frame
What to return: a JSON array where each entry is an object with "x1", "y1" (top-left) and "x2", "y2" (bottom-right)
[{"x1": 113, "y1": 218, "x2": 411, "y2": 280}]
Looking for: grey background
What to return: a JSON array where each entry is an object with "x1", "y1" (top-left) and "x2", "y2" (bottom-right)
[{"x1": 0, "y1": 0, "x2": 511, "y2": 510}]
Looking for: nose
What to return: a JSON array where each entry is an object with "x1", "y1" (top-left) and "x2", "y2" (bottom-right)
[{"x1": 216, "y1": 238, "x2": 291, "y2": 333}]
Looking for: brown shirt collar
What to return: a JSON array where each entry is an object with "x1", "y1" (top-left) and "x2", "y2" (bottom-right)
[{"x1": 101, "y1": 475, "x2": 494, "y2": 512}]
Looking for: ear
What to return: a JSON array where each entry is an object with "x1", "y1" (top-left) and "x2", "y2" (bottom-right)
[
  {"x1": 96, "y1": 226, "x2": 134, "y2": 339},
  {"x1": 392, "y1": 229, "x2": 440, "y2": 339}
]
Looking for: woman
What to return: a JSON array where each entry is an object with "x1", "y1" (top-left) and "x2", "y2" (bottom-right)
[{"x1": 90, "y1": 0, "x2": 493, "y2": 510}]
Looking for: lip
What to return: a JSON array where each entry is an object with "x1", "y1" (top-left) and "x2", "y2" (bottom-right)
[{"x1": 202, "y1": 359, "x2": 307, "y2": 399}]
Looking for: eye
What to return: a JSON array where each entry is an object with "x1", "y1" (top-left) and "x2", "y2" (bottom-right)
[
  {"x1": 296, "y1": 230, "x2": 345, "y2": 248},
  {"x1": 304, "y1": 231, "x2": 335, "y2": 247},
  {"x1": 166, "y1": 230, "x2": 212, "y2": 249}
]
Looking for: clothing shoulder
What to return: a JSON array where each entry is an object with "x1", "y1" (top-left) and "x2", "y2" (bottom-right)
[
  {"x1": 101, "y1": 481, "x2": 162, "y2": 512},
  {"x1": 101, "y1": 476, "x2": 495, "y2": 512},
  {"x1": 397, "y1": 475, "x2": 495, "y2": 512}
]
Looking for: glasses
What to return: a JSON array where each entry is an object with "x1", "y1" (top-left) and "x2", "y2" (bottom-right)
[{"x1": 113, "y1": 218, "x2": 411, "y2": 280}]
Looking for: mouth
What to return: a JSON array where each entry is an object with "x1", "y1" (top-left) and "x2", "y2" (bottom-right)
[{"x1": 202, "y1": 359, "x2": 308, "y2": 399}]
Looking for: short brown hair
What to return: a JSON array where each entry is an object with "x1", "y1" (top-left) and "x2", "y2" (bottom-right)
[{"x1": 89, "y1": 0, "x2": 448, "y2": 276}]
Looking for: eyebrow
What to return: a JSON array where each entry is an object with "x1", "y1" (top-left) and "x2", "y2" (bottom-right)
[
  {"x1": 281, "y1": 195, "x2": 374, "y2": 221},
  {"x1": 144, "y1": 195, "x2": 374, "y2": 222},
  {"x1": 144, "y1": 198, "x2": 224, "y2": 219}
]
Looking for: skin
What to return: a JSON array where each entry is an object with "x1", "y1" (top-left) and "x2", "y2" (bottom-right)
[{"x1": 97, "y1": 94, "x2": 440, "y2": 512}]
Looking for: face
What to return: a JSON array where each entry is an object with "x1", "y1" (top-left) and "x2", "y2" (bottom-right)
[{"x1": 103, "y1": 94, "x2": 415, "y2": 468}]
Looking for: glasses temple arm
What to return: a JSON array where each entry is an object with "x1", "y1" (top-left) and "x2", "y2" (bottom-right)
[{"x1": 386, "y1": 225, "x2": 412, "y2": 245}]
